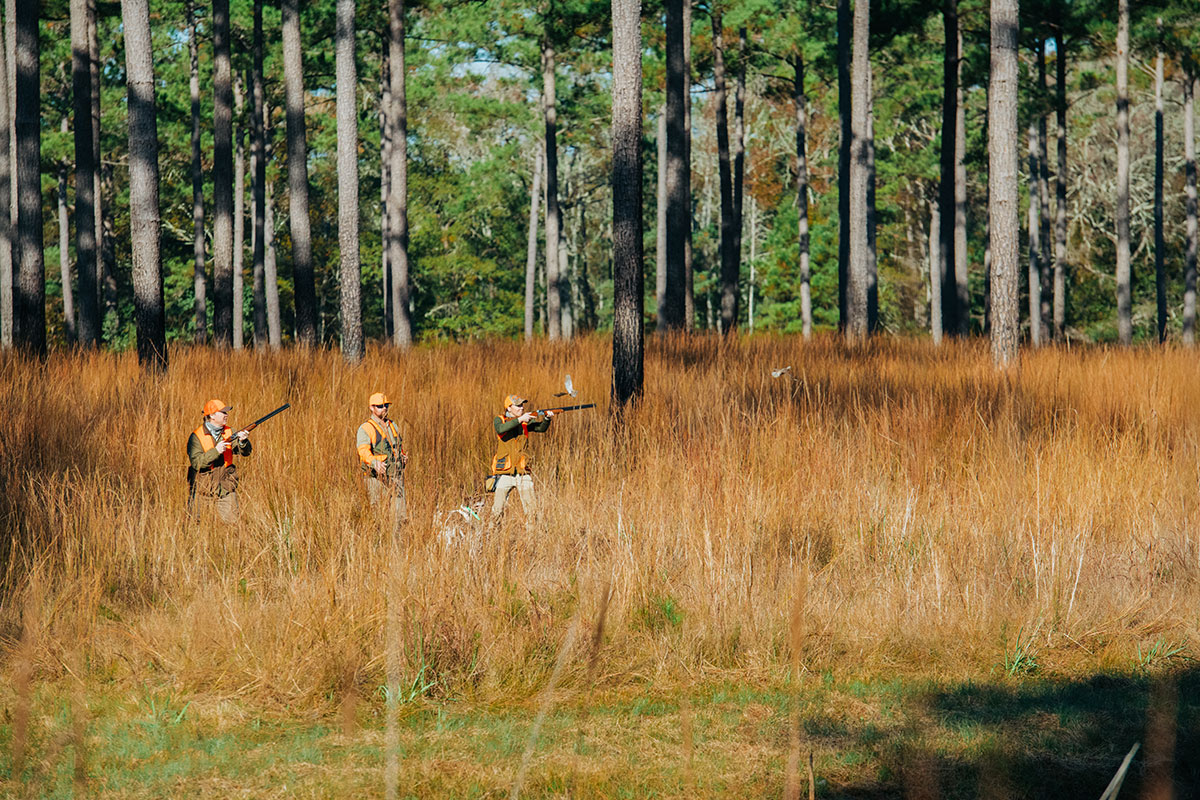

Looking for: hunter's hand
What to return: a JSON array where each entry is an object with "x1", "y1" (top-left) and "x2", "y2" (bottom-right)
[
  {"x1": 518, "y1": 412, "x2": 536, "y2": 424},
  {"x1": 544, "y1": 410, "x2": 555, "y2": 419},
  {"x1": 401, "y1": 452, "x2": 409, "y2": 467},
  {"x1": 235, "y1": 430, "x2": 249, "y2": 441},
  {"x1": 215, "y1": 439, "x2": 230, "y2": 454},
  {"x1": 373, "y1": 459, "x2": 387, "y2": 475}
]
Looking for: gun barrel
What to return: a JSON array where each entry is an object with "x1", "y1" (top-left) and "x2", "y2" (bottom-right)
[
  {"x1": 249, "y1": 403, "x2": 291, "y2": 428},
  {"x1": 537, "y1": 403, "x2": 596, "y2": 414}
]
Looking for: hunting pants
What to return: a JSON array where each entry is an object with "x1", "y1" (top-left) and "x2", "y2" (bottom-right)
[
  {"x1": 366, "y1": 475, "x2": 408, "y2": 530},
  {"x1": 191, "y1": 491, "x2": 239, "y2": 524},
  {"x1": 491, "y1": 474, "x2": 535, "y2": 518}
]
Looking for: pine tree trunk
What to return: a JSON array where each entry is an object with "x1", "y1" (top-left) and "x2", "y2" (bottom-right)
[
  {"x1": 1028, "y1": 116, "x2": 1042, "y2": 347},
  {"x1": 387, "y1": 0, "x2": 411, "y2": 347},
  {"x1": 1184, "y1": 70, "x2": 1197, "y2": 346},
  {"x1": 100, "y1": 162, "x2": 116, "y2": 327},
  {"x1": 0, "y1": 6, "x2": 8, "y2": 349},
  {"x1": 954, "y1": 49, "x2": 968, "y2": 333},
  {"x1": 1036, "y1": 44, "x2": 1051, "y2": 343},
  {"x1": 983, "y1": 170, "x2": 992, "y2": 332},
  {"x1": 524, "y1": 148, "x2": 542, "y2": 340},
  {"x1": 989, "y1": 0, "x2": 1019, "y2": 367},
  {"x1": 663, "y1": 0, "x2": 687, "y2": 331},
  {"x1": 249, "y1": 124, "x2": 256, "y2": 316},
  {"x1": 733, "y1": 26, "x2": 746, "y2": 292},
  {"x1": 903, "y1": 198, "x2": 921, "y2": 310},
  {"x1": 5, "y1": 0, "x2": 14, "y2": 347},
  {"x1": 264, "y1": 131, "x2": 281, "y2": 349},
  {"x1": 929, "y1": 196, "x2": 943, "y2": 342},
  {"x1": 794, "y1": 56, "x2": 812, "y2": 340},
  {"x1": 251, "y1": 0, "x2": 266, "y2": 347},
  {"x1": 250, "y1": 81, "x2": 265, "y2": 345},
  {"x1": 1115, "y1": 0, "x2": 1131, "y2": 345},
  {"x1": 70, "y1": 0, "x2": 97, "y2": 345},
  {"x1": 212, "y1": 0, "x2": 234, "y2": 346},
  {"x1": 866, "y1": 72, "x2": 878, "y2": 330},
  {"x1": 91, "y1": 0, "x2": 109, "y2": 336},
  {"x1": 611, "y1": 0, "x2": 643, "y2": 408},
  {"x1": 939, "y1": 0, "x2": 959, "y2": 335},
  {"x1": 748, "y1": 194, "x2": 756, "y2": 329},
  {"x1": 559, "y1": 156, "x2": 573, "y2": 339},
  {"x1": 1153, "y1": 23, "x2": 1165, "y2": 344},
  {"x1": 122, "y1": 0, "x2": 167, "y2": 370},
  {"x1": 682, "y1": 0, "x2": 694, "y2": 329},
  {"x1": 56, "y1": 138, "x2": 74, "y2": 344},
  {"x1": 542, "y1": 38, "x2": 562, "y2": 340},
  {"x1": 13, "y1": 0, "x2": 42, "y2": 355},
  {"x1": 837, "y1": 0, "x2": 850, "y2": 330},
  {"x1": 379, "y1": 39, "x2": 391, "y2": 339},
  {"x1": 336, "y1": 0, "x2": 361, "y2": 363},
  {"x1": 655, "y1": 106, "x2": 666, "y2": 323},
  {"x1": 559, "y1": 198, "x2": 573, "y2": 339},
  {"x1": 233, "y1": 73, "x2": 246, "y2": 350},
  {"x1": 845, "y1": 0, "x2": 869, "y2": 343},
  {"x1": 537, "y1": 245, "x2": 545, "y2": 332},
  {"x1": 282, "y1": 0, "x2": 317, "y2": 346},
  {"x1": 712, "y1": 9, "x2": 737, "y2": 334},
  {"x1": 1052, "y1": 28, "x2": 1067, "y2": 341},
  {"x1": 189, "y1": 2, "x2": 206, "y2": 344}
]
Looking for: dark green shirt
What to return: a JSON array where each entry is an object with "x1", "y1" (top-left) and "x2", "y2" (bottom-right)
[{"x1": 494, "y1": 414, "x2": 551, "y2": 437}]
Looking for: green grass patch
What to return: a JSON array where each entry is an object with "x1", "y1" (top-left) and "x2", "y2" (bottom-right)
[{"x1": 3, "y1": 669, "x2": 1199, "y2": 797}]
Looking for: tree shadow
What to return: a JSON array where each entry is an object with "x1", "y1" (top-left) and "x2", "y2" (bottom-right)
[{"x1": 817, "y1": 668, "x2": 1199, "y2": 799}]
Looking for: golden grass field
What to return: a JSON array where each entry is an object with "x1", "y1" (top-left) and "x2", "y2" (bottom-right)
[{"x1": 1, "y1": 334, "x2": 1198, "y2": 796}]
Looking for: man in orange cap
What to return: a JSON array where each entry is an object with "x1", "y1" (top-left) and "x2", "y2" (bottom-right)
[
  {"x1": 187, "y1": 399, "x2": 252, "y2": 522},
  {"x1": 357, "y1": 391, "x2": 408, "y2": 529},
  {"x1": 489, "y1": 393, "x2": 553, "y2": 518}
]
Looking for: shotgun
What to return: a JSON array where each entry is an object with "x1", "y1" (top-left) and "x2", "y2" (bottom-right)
[
  {"x1": 533, "y1": 403, "x2": 595, "y2": 417},
  {"x1": 231, "y1": 403, "x2": 291, "y2": 438}
]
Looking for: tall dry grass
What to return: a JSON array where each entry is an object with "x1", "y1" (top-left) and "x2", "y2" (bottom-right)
[{"x1": 1, "y1": 335, "x2": 1198, "y2": 713}]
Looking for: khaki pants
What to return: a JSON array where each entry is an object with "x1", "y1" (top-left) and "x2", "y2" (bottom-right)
[
  {"x1": 492, "y1": 473, "x2": 534, "y2": 517},
  {"x1": 366, "y1": 474, "x2": 407, "y2": 529},
  {"x1": 191, "y1": 491, "x2": 238, "y2": 524}
]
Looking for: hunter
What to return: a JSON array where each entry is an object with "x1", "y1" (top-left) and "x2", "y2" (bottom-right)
[
  {"x1": 187, "y1": 399, "x2": 252, "y2": 523},
  {"x1": 489, "y1": 394, "x2": 553, "y2": 518},
  {"x1": 356, "y1": 391, "x2": 408, "y2": 528}
]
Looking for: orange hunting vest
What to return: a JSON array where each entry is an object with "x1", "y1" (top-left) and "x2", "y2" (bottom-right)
[
  {"x1": 189, "y1": 423, "x2": 237, "y2": 499},
  {"x1": 490, "y1": 417, "x2": 531, "y2": 476},
  {"x1": 360, "y1": 418, "x2": 403, "y2": 472},
  {"x1": 193, "y1": 423, "x2": 234, "y2": 469}
]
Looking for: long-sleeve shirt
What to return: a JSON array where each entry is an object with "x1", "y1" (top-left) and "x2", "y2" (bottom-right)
[
  {"x1": 186, "y1": 422, "x2": 251, "y2": 498},
  {"x1": 490, "y1": 413, "x2": 551, "y2": 475},
  {"x1": 187, "y1": 423, "x2": 252, "y2": 471}
]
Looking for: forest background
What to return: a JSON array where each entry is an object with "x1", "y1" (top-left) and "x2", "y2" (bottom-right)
[{"x1": 7, "y1": 0, "x2": 1200, "y2": 352}]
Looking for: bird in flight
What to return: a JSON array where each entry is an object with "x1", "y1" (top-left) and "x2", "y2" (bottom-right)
[{"x1": 554, "y1": 374, "x2": 578, "y2": 398}]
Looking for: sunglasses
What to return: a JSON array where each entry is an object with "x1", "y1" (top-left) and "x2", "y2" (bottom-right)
[{"x1": 372, "y1": 403, "x2": 391, "y2": 409}]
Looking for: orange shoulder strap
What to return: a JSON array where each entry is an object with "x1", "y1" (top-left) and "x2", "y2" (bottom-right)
[{"x1": 368, "y1": 418, "x2": 398, "y2": 448}]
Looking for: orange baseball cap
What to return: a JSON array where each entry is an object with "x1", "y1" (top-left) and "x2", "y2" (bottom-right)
[
  {"x1": 203, "y1": 399, "x2": 232, "y2": 416},
  {"x1": 369, "y1": 392, "x2": 390, "y2": 406},
  {"x1": 504, "y1": 394, "x2": 527, "y2": 408}
]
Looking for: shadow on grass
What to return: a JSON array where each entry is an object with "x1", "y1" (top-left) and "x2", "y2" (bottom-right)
[{"x1": 819, "y1": 668, "x2": 1199, "y2": 799}]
